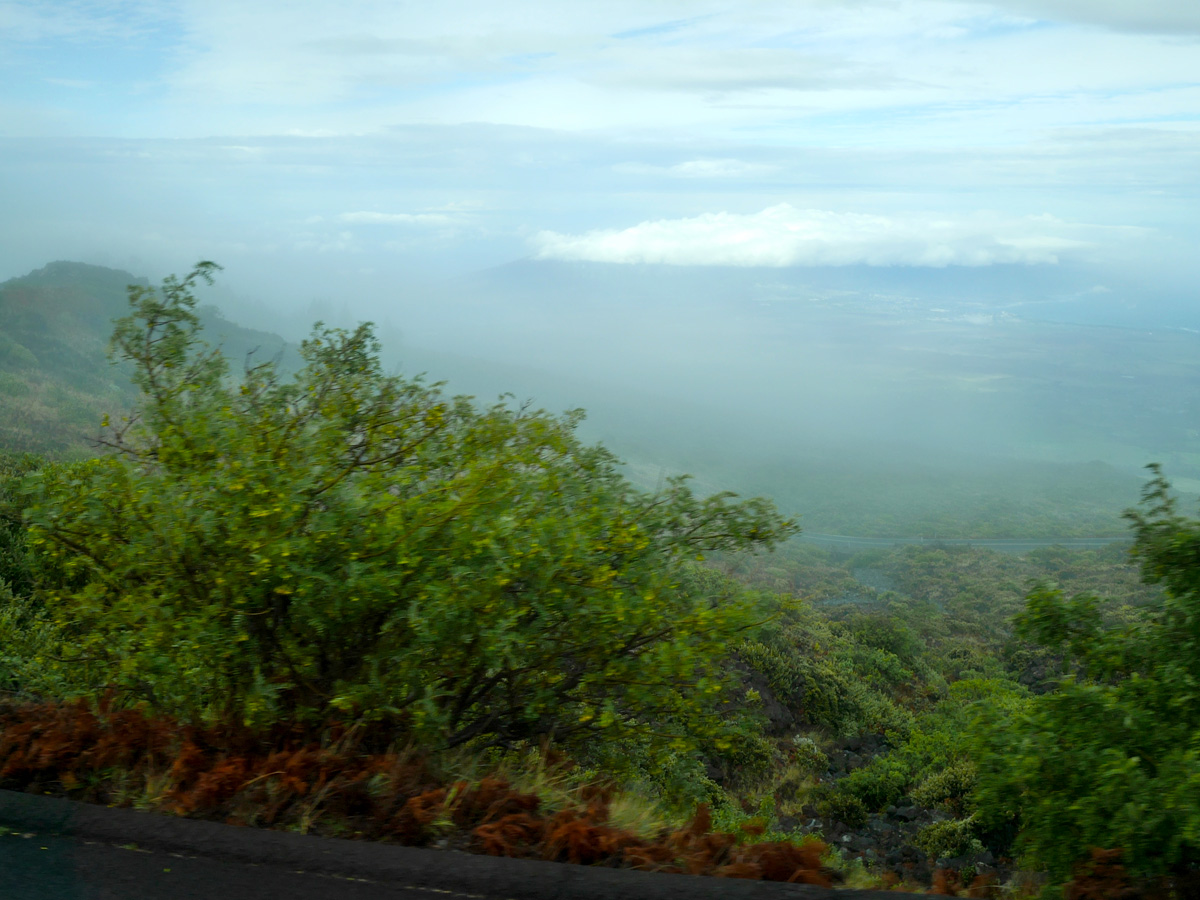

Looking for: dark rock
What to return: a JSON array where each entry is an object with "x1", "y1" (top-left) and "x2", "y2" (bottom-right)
[
  {"x1": 893, "y1": 806, "x2": 920, "y2": 822},
  {"x1": 867, "y1": 817, "x2": 894, "y2": 836},
  {"x1": 886, "y1": 845, "x2": 923, "y2": 867},
  {"x1": 890, "y1": 857, "x2": 931, "y2": 886},
  {"x1": 940, "y1": 849, "x2": 996, "y2": 872},
  {"x1": 846, "y1": 834, "x2": 872, "y2": 852}
]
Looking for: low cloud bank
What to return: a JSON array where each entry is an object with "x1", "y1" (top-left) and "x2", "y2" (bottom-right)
[{"x1": 532, "y1": 204, "x2": 1091, "y2": 267}]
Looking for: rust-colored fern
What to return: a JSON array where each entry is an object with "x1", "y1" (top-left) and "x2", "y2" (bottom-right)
[
  {"x1": 0, "y1": 699, "x2": 832, "y2": 888},
  {"x1": 1065, "y1": 849, "x2": 1140, "y2": 900}
]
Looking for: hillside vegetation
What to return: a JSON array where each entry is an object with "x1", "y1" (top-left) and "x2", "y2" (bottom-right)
[
  {"x1": 0, "y1": 261, "x2": 293, "y2": 458},
  {"x1": 2, "y1": 262, "x2": 1199, "y2": 897}
]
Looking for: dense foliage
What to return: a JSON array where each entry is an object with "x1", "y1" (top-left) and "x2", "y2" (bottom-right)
[
  {"x1": 14, "y1": 265, "x2": 796, "y2": 754},
  {"x1": 6, "y1": 259, "x2": 1200, "y2": 896},
  {"x1": 0, "y1": 453, "x2": 38, "y2": 599},
  {"x1": 0, "y1": 261, "x2": 292, "y2": 458},
  {"x1": 972, "y1": 466, "x2": 1200, "y2": 889}
]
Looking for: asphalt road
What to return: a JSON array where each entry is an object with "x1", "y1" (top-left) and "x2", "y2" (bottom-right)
[
  {"x1": 3, "y1": 829, "x2": 460, "y2": 900},
  {"x1": 0, "y1": 791, "x2": 898, "y2": 900}
]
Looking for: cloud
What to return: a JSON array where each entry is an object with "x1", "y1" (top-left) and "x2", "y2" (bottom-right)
[
  {"x1": 595, "y1": 47, "x2": 883, "y2": 94},
  {"x1": 614, "y1": 158, "x2": 778, "y2": 178},
  {"x1": 978, "y1": 0, "x2": 1200, "y2": 34},
  {"x1": 0, "y1": 0, "x2": 172, "y2": 43},
  {"x1": 531, "y1": 204, "x2": 1095, "y2": 267},
  {"x1": 43, "y1": 77, "x2": 94, "y2": 89},
  {"x1": 338, "y1": 211, "x2": 457, "y2": 226}
]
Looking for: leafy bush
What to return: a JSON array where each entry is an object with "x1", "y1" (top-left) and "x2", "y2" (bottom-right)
[
  {"x1": 835, "y1": 755, "x2": 909, "y2": 811},
  {"x1": 736, "y1": 600, "x2": 916, "y2": 738},
  {"x1": 0, "y1": 452, "x2": 40, "y2": 598},
  {"x1": 971, "y1": 467, "x2": 1200, "y2": 887},
  {"x1": 831, "y1": 679, "x2": 1024, "y2": 818},
  {"x1": 914, "y1": 816, "x2": 980, "y2": 860},
  {"x1": 910, "y1": 759, "x2": 976, "y2": 816},
  {"x1": 20, "y1": 264, "x2": 797, "y2": 751},
  {"x1": 814, "y1": 790, "x2": 868, "y2": 828},
  {"x1": 791, "y1": 736, "x2": 828, "y2": 775}
]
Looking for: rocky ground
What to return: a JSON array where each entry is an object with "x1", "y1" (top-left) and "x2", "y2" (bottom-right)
[{"x1": 784, "y1": 735, "x2": 1013, "y2": 892}]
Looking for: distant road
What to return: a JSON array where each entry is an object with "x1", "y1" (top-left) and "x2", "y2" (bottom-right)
[{"x1": 797, "y1": 533, "x2": 1130, "y2": 553}]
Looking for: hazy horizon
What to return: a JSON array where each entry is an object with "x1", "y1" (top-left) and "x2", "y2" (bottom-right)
[
  {"x1": 2, "y1": 1, "x2": 1198, "y2": 297},
  {"x1": 3, "y1": 0, "x2": 1198, "y2": 525}
]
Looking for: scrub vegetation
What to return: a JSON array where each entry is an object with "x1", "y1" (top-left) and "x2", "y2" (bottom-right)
[{"x1": 2, "y1": 263, "x2": 1199, "y2": 897}]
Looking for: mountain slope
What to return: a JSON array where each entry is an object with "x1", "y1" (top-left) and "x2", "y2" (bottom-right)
[{"x1": 0, "y1": 262, "x2": 294, "y2": 457}]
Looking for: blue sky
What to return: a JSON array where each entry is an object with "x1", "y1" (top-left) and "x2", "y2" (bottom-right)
[{"x1": 1, "y1": 0, "x2": 1198, "y2": 304}]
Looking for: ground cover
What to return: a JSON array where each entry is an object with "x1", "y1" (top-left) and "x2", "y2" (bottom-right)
[{"x1": 0, "y1": 697, "x2": 833, "y2": 887}]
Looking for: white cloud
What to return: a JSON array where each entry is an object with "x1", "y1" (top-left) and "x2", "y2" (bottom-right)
[
  {"x1": 338, "y1": 211, "x2": 457, "y2": 226},
  {"x1": 295, "y1": 230, "x2": 355, "y2": 253},
  {"x1": 670, "y1": 159, "x2": 775, "y2": 178},
  {"x1": 614, "y1": 158, "x2": 778, "y2": 178},
  {"x1": 978, "y1": 0, "x2": 1200, "y2": 34},
  {"x1": 532, "y1": 204, "x2": 1097, "y2": 267}
]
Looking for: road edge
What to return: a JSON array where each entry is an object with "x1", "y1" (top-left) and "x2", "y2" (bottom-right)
[{"x1": 0, "y1": 789, "x2": 900, "y2": 900}]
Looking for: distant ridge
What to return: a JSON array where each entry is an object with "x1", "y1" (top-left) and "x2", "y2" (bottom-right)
[
  {"x1": 798, "y1": 532, "x2": 1129, "y2": 553},
  {"x1": 0, "y1": 261, "x2": 295, "y2": 457}
]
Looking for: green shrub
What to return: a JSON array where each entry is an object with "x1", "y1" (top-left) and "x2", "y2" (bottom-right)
[
  {"x1": 0, "y1": 452, "x2": 41, "y2": 599},
  {"x1": 914, "y1": 816, "x2": 980, "y2": 859},
  {"x1": 836, "y1": 755, "x2": 909, "y2": 811},
  {"x1": 21, "y1": 264, "x2": 797, "y2": 754},
  {"x1": 737, "y1": 600, "x2": 916, "y2": 738},
  {"x1": 970, "y1": 467, "x2": 1200, "y2": 887},
  {"x1": 911, "y1": 760, "x2": 976, "y2": 816},
  {"x1": 828, "y1": 678, "x2": 1023, "y2": 823},
  {"x1": 814, "y1": 789, "x2": 868, "y2": 828},
  {"x1": 791, "y1": 736, "x2": 829, "y2": 774}
]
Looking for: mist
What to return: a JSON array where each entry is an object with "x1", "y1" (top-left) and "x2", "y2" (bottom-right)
[
  {"x1": 174, "y1": 254, "x2": 1193, "y2": 540},
  {"x1": 3, "y1": 0, "x2": 1199, "y2": 534}
]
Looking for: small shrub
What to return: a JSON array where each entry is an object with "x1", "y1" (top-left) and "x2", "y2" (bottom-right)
[
  {"x1": 791, "y1": 736, "x2": 828, "y2": 774},
  {"x1": 914, "y1": 816, "x2": 981, "y2": 860},
  {"x1": 911, "y1": 760, "x2": 977, "y2": 816},
  {"x1": 814, "y1": 790, "x2": 868, "y2": 828},
  {"x1": 837, "y1": 754, "x2": 909, "y2": 811}
]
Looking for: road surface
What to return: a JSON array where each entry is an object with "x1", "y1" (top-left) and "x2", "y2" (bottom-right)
[{"x1": 0, "y1": 790, "x2": 896, "y2": 900}]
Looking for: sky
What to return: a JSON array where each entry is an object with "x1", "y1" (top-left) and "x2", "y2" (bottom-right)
[{"x1": 1, "y1": 0, "x2": 1198, "y2": 307}]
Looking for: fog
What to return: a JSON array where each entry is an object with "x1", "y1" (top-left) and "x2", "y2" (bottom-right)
[
  {"x1": 187, "y1": 255, "x2": 1197, "y2": 536},
  {"x1": 3, "y1": 0, "x2": 1199, "y2": 532}
]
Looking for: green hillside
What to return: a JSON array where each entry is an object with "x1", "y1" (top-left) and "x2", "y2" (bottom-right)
[
  {"x1": 0, "y1": 262, "x2": 294, "y2": 457},
  {"x1": 4, "y1": 261, "x2": 1199, "y2": 895}
]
